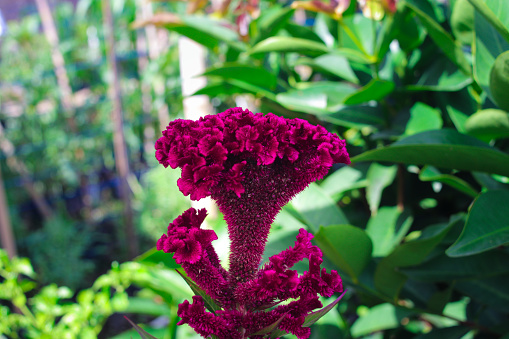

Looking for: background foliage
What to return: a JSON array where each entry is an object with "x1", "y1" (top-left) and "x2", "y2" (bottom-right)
[{"x1": 1, "y1": 0, "x2": 509, "y2": 338}]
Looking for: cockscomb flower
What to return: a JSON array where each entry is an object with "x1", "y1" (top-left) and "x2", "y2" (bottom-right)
[{"x1": 155, "y1": 107, "x2": 350, "y2": 338}]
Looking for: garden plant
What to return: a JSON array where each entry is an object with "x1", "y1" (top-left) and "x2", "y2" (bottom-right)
[{"x1": 0, "y1": 0, "x2": 509, "y2": 338}]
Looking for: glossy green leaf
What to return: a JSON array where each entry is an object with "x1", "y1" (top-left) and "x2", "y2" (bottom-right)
[
  {"x1": 297, "y1": 54, "x2": 359, "y2": 84},
  {"x1": 419, "y1": 166, "x2": 479, "y2": 198},
  {"x1": 343, "y1": 79, "x2": 395, "y2": 105},
  {"x1": 302, "y1": 292, "x2": 346, "y2": 327},
  {"x1": 366, "y1": 206, "x2": 413, "y2": 257},
  {"x1": 291, "y1": 183, "x2": 348, "y2": 232},
  {"x1": 365, "y1": 163, "x2": 397, "y2": 215},
  {"x1": 351, "y1": 129, "x2": 509, "y2": 177},
  {"x1": 275, "y1": 82, "x2": 356, "y2": 114},
  {"x1": 314, "y1": 224, "x2": 373, "y2": 283},
  {"x1": 252, "y1": 6, "x2": 294, "y2": 44},
  {"x1": 405, "y1": 2, "x2": 471, "y2": 75},
  {"x1": 405, "y1": 102, "x2": 443, "y2": 136},
  {"x1": 285, "y1": 22, "x2": 325, "y2": 43},
  {"x1": 351, "y1": 303, "x2": 413, "y2": 337},
  {"x1": 135, "y1": 247, "x2": 180, "y2": 269},
  {"x1": 340, "y1": 15, "x2": 375, "y2": 58},
  {"x1": 334, "y1": 48, "x2": 376, "y2": 64},
  {"x1": 176, "y1": 270, "x2": 221, "y2": 314},
  {"x1": 202, "y1": 63, "x2": 277, "y2": 90},
  {"x1": 192, "y1": 81, "x2": 254, "y2": 97},
  {"x1": 445, "y1": 104, "x2": 469, "y2": 134},
  {"x1": 447, "y1": 190, "x2": 509, "y2": 257},
  {"x1": 319, "y1": 105, "x2": 386, "y2": 128},
  {"x1": 167, "y1": 16, "x2": 242, "y2": 50},
  {"x1": 473, "y1": 8, "x2": 509, "y2": 99},
  {"x1": 467, "y1": 0, "x2": 509, "y2": 43},
  {"x1": 402, "y1": 251, "x2": 509, "y2": 281},
  {"x1": 465, "y1": 109, "x2": 509, "y2": 140},
  {"x1": 405, "y1": 58, "x2": 472, "y2": 92},
  {"x1": 249, "y1": 37, "x2": 329, "y2": 56},
  {"x1": 321, "y1": 166, "x2": 366, "y2": 197},
  {"x1": 374, "y1": 222, "x2": 454, "y2": 299}
]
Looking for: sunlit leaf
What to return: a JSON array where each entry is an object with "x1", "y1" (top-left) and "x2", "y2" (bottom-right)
[{"x1": 351, "y1": 129, "x2": 509, "y2": 177}]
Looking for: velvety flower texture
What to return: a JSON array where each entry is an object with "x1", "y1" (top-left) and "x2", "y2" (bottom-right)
[{"x1": 155, "y1": 108, "x2": 350, "y2": 338}]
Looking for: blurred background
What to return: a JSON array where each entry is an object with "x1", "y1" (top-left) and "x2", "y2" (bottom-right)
[{"x1": 0, "y1": 0, "x2": 196, "y2": 289}]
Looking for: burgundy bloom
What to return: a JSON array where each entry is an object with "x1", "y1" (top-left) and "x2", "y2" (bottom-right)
[
  {"x1": 155, "y1": 108, "x2": 349, "y2": 338},
  {"x1": 155, "y1": 107, "x2": 349, "y2": 283}
]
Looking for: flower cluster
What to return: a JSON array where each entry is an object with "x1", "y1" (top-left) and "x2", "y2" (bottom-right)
[{"x1": 155, "y1": 108, "x2": 350, "y2": 338}]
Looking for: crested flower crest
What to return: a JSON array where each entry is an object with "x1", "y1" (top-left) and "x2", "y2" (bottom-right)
[{"x1": 155, "y1": 108, "x2": 350, "y2": 338}]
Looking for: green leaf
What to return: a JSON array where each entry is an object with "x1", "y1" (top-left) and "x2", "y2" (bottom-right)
[
  {"x1": 124, "y1": 297, "x2": 171, "y2": 316},
  {"x1": 466, "y1": 109, "x2": 509, "y2": 141},
  {"x1": 321, "y1": 166, "x2": 366, "y2": 198},
  {"x1": 251, "y1": 6, "x2": 294, "y2": 44},
  {"x1": 366, "y1": 206, "x2": 413, "y2": 257},
  {"x1": 374, "y1": 221, "x2": 454, "y2": 299},
  {"x1": 472, "y1": 8, "x2": 509, "y2": 99},
  {"x1": 297, "y1": 54, "x2": 359, "y2": 84},
  {"x1": 165, "y1": 16, "x2": 242, "y2": 50},
  {"x1": 135, "y1": 247, "x2": 180, "y2": 269},
  {"x1": 192, "y1": 81, "x2": 254, "y2": 97},
  {"x1": 351, "y1": 303, "x2": 413, "y2": 337},
  {"x1": 419, "y1": 166, "x2": 479, "y2": 198},
  {"x1": 319, "y1": 105, "x2": 386, "y2": 128},
  {"x1": 202, "y1": 63, "x2": 278, "y2": 90},
  {"x1": 451, "y1": 0, "x2": 475, "y2": 45},
  {"x1": 249, "y1": 37, "x2": 329, "y2": 57},
  {"x1": 343, "y1": 79, "x2": 395, "y2": 105},
  {"x1": 340, "y1": 15, "x2": 375, "y2": 58},
  {"x1": 447, "y1": 190, "x2": 509, "y2": 257},
  {"x1": 404, "y1": 102, "x2": 443, "y2": 136},
  {"x1": 334, "y1": 48, "x2": 376, "y2": 64},
  {"x1": 365, "y1": 163, "x2": 397, "y2": 215},
  {"x1": 124, "y1": 316, "x2": 159, "y2": 339},
  {"x1": 394, "y1": 7, "x2": 426, "y2": 52},
  {"x1": 455, "y1": 273, "x2": 509, "y2": 311},
  {"x1": 275, "y1": 82, "x2": 356, "y2": 114},
  {"x1": 285, "y1": 22, "x2": 325, "y2": 43},
  {"x1": 291, "y1": 183, "x2": 349, "y2": 232},
  {"x1": 402, "y1": 251, "x2": 509, "y2": 282},
  {"x1": 467, "y1": 0, "x2": 509, "y2": 43},
  {"x1": 351, "y1": 129, "x2": 509, "y2": 177},
  {"x1": 405, "y1": 2, "x2": 471, "y2": 75},
  {"x1": 302, "y1": 291, "x2": 346, "y2": 327},
  {"x1": 445, "y1": 104, "x2": 470, "y2": 134},
  {"x1": 405, "y1": 58, "x2": 472, "y2": 92},
  {"x1": 175, "y1": 270, "x2": 221, "y2": 314},
  {"x1": 314, "y1": 224, "x2": 373, "y2": 283}
]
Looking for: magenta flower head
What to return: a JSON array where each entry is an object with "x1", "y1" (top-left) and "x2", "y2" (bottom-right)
[{"x1": 155, "y1": 107, "x2": 350, "y2": 338}]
